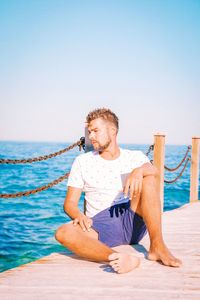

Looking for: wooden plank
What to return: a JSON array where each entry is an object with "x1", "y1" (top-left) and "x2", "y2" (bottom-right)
[{"x1": 0, "y1": 202, "x2": 200, "y2": 300}]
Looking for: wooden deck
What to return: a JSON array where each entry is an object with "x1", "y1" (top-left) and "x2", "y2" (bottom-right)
[{"x1": 0, "y1": 202, "x2": 200, "y2": 300}]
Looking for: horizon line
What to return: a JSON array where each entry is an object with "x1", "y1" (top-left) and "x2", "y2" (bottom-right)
[{"x1": 0, "y1": 139, "x2": 190, "y2": 147}]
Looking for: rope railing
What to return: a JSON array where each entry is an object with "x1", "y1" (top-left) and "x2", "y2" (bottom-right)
[
  {"x1": 164, "y1": 146, "x2": 191, "y2": 172},
  {"x1": 0, "y1": 171, "x2": 70, "y2": 199},
  {"x1": 164, "y1": 146, "x2": 191, "y2": 184},
  {"x1": 145, "y1": 143, "x2": 191, "y2": 184},
  {"x1": 0, "y1": 137, "x2": 85, "y2": 164},
  {"x1": 0, "y1": 138, "x2": 193, "y2": 198},
  {"x1": 0, "y1": 138, "x2": 85, "y2": 199},
  {"x1": 164, "y1": 157, "x2": 190, "y2": 184}
]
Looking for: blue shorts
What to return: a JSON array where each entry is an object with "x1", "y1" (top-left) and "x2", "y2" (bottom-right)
[{"x1": 91, "y1": 201, "x2": 147, "y2": 247}]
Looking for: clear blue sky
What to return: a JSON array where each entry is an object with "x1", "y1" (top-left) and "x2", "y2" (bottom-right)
[{"x1": 0, "y1": 0, "x2": 199, "y2": 145}]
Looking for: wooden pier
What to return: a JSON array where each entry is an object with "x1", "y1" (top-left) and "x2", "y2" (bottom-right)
[{"x1": 0, "y1": 201, "x2": 200, "y2": 300}]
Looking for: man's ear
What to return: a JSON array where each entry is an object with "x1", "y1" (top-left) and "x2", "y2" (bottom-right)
[{"x1": 110, "y1": 125, "x2": 117, "y2": 136}]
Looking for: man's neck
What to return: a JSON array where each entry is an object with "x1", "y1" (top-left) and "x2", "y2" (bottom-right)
[{"x1": 99, "y1": 144, "x2": 120, "y2": 160}]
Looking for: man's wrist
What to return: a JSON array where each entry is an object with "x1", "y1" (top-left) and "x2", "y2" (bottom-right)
[{"x1": 72, "y1": 211, "x2": 83, "y2": 219}]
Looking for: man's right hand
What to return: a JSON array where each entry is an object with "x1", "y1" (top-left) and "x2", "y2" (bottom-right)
[{"x1": 73, "y1": 213, "x2": 93, "y2": 232}]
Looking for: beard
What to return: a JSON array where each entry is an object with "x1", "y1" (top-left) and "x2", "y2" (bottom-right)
[{"x1": 92, "y1": 139, "x2": 111, "y2": 152}]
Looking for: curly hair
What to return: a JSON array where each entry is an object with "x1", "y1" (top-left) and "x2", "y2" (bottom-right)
[{"x1": 86, "y1": 108, "x2": 119, "y2": 132}]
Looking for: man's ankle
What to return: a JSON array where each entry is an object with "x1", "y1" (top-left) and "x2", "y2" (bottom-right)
[{"x1": 150, "y1": 237, "x2": 165, "y2": 248}]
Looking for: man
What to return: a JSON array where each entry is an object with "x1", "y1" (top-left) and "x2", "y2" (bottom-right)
[{"x1": 55, "y1": 108, "x2": 182, "y2": 274}]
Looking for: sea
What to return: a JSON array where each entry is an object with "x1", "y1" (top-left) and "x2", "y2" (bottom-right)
[{"x1": 0, "y1": 141, "x2": 199, "y2": 273}]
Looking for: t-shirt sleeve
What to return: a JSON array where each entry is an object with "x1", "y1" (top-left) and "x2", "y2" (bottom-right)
[
  {"x1": 67, "y1": 157, "x2": 84, "y2": 189},
  {"x1": 131, "y1": 151, "x2": 150, "y2": 169}
]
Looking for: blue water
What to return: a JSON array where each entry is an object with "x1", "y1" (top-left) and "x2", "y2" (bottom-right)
[{"x1": 0, "y1": 141, "x2": 199, "y2": 273}]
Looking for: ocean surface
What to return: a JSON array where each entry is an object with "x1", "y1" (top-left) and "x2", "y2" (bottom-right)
[{"x1": 0, "y1": 141, "x2": 199, "y2": 273}]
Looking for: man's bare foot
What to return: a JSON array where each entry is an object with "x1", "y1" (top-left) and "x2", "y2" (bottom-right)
[
  {"x1": 148, "y1": 242, "x2": 182, "y2": 267},
  {"x1": 108, "y1": 253, "x2": 140, "y2": 274}
]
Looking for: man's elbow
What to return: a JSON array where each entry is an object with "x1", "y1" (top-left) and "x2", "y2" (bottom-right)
[
  {"x1": 63, "y1": 203, "x2": 67, "y2": 214},
  {"x1": 63, "y1": 202, "x2": 70, "y2": 216}
]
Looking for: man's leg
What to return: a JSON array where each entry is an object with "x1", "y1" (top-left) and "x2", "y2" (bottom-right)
[
  {"x1": 55, "y1": 222, "x2": 140, "y2": 273},
  {"x1": 55, "y1": 221, "x2": 113, "y2": 261},
  {"x1": 128, "y1": 175, "x2": 182, "y2": 267}
]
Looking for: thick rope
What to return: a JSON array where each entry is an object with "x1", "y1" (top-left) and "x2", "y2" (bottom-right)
[
  {"x1": 0, "y1": 137, "x2": 85, "y2": 164},
  {"x1": 164, "y1": 157, "x2": 190, "y2": 184},
  {"x1": 0, "y1": 137, "x2": 85, "y2": 198},
  {"x1": 164, "y1": 146, "x2": 191, "y2": 172},
  {"x1": 0, "y1": 171, "x2": 70, "y2": 198}
]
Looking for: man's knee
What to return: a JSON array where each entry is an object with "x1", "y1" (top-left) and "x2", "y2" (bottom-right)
[
  {"x1": 55, "y1": 223, "x2": 73, "y2": 243},
  {"x1": 143, "y1": 175, "x2": 157, "y2": 187},
  {"x1": 141, "y1": 175, "x2": 159, "y2": 197}
]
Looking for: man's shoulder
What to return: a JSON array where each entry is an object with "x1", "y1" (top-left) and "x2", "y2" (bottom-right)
[
  {"x1": 120, "y1": 148, "x2": 149, "y2": 165},
  {"x1": 120, "y1": 148, "x2": 144, "y2": 156}
]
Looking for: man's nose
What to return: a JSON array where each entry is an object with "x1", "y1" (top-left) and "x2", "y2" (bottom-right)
[{"x1": 89, "y1": 132, "x2": 94, "y2": 139}]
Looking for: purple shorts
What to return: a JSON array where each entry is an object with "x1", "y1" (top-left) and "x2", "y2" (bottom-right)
[{"x1": 91, "y1": 201, "x2": 147, "y2": 247}]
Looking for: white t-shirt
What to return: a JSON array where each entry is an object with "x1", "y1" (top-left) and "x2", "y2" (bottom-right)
[{"x1": 67, "y1": 148, "x2": 150, "y2": 217}]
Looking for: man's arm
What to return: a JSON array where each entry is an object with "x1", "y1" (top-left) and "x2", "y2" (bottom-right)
[
  {"x1": 124, "y1": 162, "x2": 158, "y2": 199},
  {"x1": 64, "y1": 186, "x2": 92, "y2": 232},
  {"x1": 137, "y1": 162, "x2": 158, "y2": 177},
  {"x1": 64, "y1": 186, "x2": 82, "y2": 218}
]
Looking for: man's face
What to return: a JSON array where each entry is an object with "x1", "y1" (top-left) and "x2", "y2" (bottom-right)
[{"x1": 87, "y1": 118, "x2": 113, "y2": 151}]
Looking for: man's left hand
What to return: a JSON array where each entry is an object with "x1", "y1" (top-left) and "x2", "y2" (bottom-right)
[{"x1": 123, "y1": 167, "x2": 144, "y2": 200}]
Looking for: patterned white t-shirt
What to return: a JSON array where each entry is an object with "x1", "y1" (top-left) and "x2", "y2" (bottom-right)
[{"x1": 67, "y1": 148, "x2": 150, "y2": 217}]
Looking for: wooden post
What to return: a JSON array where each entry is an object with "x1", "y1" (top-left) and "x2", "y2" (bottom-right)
[
  {"x1": 190, "y1": 137, "x2": 200, "y2": 202},
  {"x1": 153, "y1": 134, "x2": 165, "y2": 211}
]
